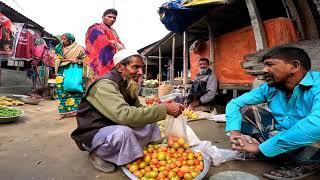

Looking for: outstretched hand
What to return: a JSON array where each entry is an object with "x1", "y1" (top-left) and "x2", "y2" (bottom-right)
[{"x1": 164, "y1": 102, "x2": 185, "y2": 117}]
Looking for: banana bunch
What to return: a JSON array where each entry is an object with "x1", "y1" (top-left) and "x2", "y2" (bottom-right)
[
  {"x1": 182, "y1": 108, "x2": 199, "y2": 120},
  {"x1": 0, "y1": 96, "x2": 24, "y2": 106}
]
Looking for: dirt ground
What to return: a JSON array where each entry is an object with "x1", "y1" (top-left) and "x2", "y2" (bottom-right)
[{"x1": 0, "y1": 100, "x2": 319, "y2": 180}]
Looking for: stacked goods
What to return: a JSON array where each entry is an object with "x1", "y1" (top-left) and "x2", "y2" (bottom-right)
[
  {"x1": 0, "y1": 96, "x2": 24, "y2": 106},
  {"x1": 182, "y1": 108, "x2": 199, "y2": 120},
  {"x1": 145, "y1": 96, "x2": 160, "y2": 106},
  {"x1": 158, "y1": 83, "x2": 173, "y2": 98},
  {"x1": 126, "y1": 136, "x2": 204, "y2": 180},
  {"x1": 0, "y1": 107, "x2": 23, "y2": 117},
  {"x1": 143, "y1": 79, "x2": 159, "y2": 88}
]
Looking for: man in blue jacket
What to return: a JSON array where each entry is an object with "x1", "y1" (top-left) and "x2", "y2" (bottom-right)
[{"x1": 226, "y1": 46, "x2": 320, "y2": 179}]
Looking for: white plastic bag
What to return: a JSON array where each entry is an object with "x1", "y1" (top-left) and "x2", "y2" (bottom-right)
[
  {"x1": 193, "y1": 141, "x2": 238, "y2": 166},
  {"x1": 186, "y1": 124, "x2": 201, "y2": 146},
  {"x1": 165, "y1": 116, "x2": 189, "y2": 146}
]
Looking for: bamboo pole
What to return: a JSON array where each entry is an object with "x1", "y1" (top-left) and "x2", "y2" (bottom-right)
[
  {"x1": 171, "y1": 35, "x2": 175, "y2": 82},
  {"x1": 183, "y1": 32, "x2": 188, "y2": 95},
  {"x1": 207, "y1": 20, "x2": 215, "y2": 71},
  {"x1": 158, "y1": 47, "x2": 162, "y2": 82},
  {"x1": 145, "y1": 56, "x2": 148, "y2": 79},
  {"x1": 245, "y1": 0, "x2": 267, "y2": 50}
]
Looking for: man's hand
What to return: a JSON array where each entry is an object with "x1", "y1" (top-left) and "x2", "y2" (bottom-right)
[
  {"x1": 229, "y1": 131, "x2": 245, "y2": 146},
  {"x1": 232, "y1": 138, "x2": 260, "y2": 154},
  {"x1": 164, "y1": 102, "x2": 185, "y2": 117},
  {"x1": 230, "y1": 134, "x2": 256, "y2": 147},
  {"x1": 189, "y1": 99, "x2": 200, "y2": 109}
]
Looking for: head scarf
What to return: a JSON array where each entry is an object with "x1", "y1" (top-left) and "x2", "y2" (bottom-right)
[{"x1": 54, "y1": 33, "x2": 75, "y2": 56}]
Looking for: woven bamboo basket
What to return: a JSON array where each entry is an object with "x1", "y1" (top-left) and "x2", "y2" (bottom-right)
[{"x1": 158, "y1": 82, "x2": 173, "y2": 98}]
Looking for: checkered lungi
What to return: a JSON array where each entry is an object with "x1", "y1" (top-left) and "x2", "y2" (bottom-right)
[{"x1": 240, "y1": 106, "x2": 320, "y2": 164}]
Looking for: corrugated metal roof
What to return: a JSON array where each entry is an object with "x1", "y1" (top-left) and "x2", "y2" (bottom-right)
[
  {"x1": 0, "y1": 1, "x2": 57, "y2": 40},
  {"x1": 0, "y1": 1, "x2": 43, "y2": 30}
]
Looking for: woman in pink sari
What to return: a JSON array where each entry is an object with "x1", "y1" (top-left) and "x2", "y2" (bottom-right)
[{"x1": 84, "y1": 9, "x2": 124, "y2": 84}]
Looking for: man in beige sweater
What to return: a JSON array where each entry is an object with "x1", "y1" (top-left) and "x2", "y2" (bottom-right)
[{"x1": 71, "y1": 49, "x2": 184, "y2": 173}]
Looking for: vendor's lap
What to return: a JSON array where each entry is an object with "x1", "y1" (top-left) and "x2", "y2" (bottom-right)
[
  {"x1": 238, "y1": 105, "x2": 320, "y2": 163},
  {"x1": 91, "y1": 123, "x2": 161, "y2": 166},
  {"x1": 240, "y1": 105, "x2": 278, "y2": 142}
]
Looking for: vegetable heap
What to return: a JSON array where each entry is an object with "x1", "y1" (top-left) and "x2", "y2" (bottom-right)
[
  {"x1": 0, "y1": 96, "x2": 24, "y2": 106},
  {"x1": 0, "y1": 107, "x2": 23, "y2": 117}
]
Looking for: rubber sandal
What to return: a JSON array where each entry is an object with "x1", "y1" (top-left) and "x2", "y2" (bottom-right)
[{"x1": 263, "y1": 165, "x2": 320, "y2": 180}]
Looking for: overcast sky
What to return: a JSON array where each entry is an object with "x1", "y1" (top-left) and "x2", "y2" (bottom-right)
[{"x1": 2, "y1": 0, "x2": 169, "y2": 50}]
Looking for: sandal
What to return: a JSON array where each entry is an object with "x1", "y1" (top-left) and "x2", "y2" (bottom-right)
[
  {"x1": 57, "y1": 112, "x2": 77, "y2": 120},
  {"x1": 263, "y1": 164, "x2": 320, "y2": 180},
  {"x1": 88, "y1": 152, "x2": 116, "y2": 173}
]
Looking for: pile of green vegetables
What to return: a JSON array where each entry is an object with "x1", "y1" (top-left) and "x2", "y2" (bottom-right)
[{"x1": 0, "y1": 107, "x2": 23, "y2": 117}]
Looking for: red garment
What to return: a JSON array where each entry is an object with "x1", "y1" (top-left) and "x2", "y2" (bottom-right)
[
  {"x1": 84, "y1": 23, "x2": 124, "y2": 78},
  {"x1": 15, "y1": 30, "x2": 34, "y2": 59},
  {"x1": 0, "y1": 13, "x2": 13, "y2": 41},
  {"x1": 42, "y1": 49, "x2": 55, "y2": 67}
]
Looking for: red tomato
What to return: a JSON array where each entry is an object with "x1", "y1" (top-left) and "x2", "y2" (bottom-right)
[{"x1": 177, "y1": 170, "x2": 185, "y2": 178}]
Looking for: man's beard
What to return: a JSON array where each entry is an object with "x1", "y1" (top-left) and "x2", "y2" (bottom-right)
[
  {"x1": 263, "y1": 73, "x2": 286, "y2": 88},
  {"x1": 127, "y1": 80, "x2": 140, "y2": 99}
]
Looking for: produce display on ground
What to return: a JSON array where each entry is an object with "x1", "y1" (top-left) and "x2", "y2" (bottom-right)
[
  {"x1": 182, "y1": 108, "x2": 199, "y2": 120},
  {"x1": 0, "y1": 106, "x2": 23, "y2": 117},
  {"x1": 125, "y1": 136, "x2": 205, "y2": 180},
  {"x1": 145, "y1": 96, "x2": 160, "y2": 106},
  {"x1": 0, "y1": 96, "x2": 24, "y2": 106},
  {"x1": 143, "y1": 80, "x2": 159, "y2": 88},
  {"x1": 27, "y1": 94, "x2": 43, "y2": 99}
]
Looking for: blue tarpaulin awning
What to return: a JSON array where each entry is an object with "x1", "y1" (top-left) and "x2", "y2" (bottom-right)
[{"x1": 158, "y1": 0, "x2": 210, "y2": 33}]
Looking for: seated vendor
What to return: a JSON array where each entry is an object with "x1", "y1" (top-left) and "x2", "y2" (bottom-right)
[
  {"x1": 186, "y1": 58, "x2": 217, "y2": 112},
  {"x1": 225, "y1": 46, "x2": 320, "y2": 179},
  {"x1": 71, "y1": 49, "x2": 184, "y2": 173}
]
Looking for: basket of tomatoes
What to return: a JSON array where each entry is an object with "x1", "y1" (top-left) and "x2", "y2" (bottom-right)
[{"x1": 122, "y1": 136, "x2": 209, "y2": 180}]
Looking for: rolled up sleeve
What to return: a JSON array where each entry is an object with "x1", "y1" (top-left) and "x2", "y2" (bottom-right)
[{"x1": 259, "y1": 92, "x2": 320, "y2": 157}]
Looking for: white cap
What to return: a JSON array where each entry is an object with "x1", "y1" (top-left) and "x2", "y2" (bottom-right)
[{"x1": 113, "y1": 49, "x2": 141, "y2": 65}]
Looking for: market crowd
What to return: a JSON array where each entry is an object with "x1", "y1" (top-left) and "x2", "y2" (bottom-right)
[{"x1": 49, "y1": 8, "x2": 320, "y2": 180}]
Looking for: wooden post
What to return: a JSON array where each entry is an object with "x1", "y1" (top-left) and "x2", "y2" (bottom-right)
[
  {"x1": 296, "y1": 0, "x2": 319, "y2": 39},
  {"x1": 207, "y1": 20, "x2": 215, "y2": 70},
  {"x1": 245, "y1": 0, "x2": 267, "y2": 92},
  {"x1": 183, "y1": 32, "x2": 188, "y2": 96},
  {"x1": 44, "y1": 65, "x2": 49, "y2": 87},
  {"x1": 284, "y1": 0, "x2": 305, "y2": 40},
  {"x1": 233, "y1": 89, "x2": 238, "y2": 98},
  {"x1": 145, "y1": 56, "x2": 148, "y2": 80},
  {"x1": 245, "y1": 0, "x2": 267, "y2": 50},
  {"x1": 171, "y1": 35, "x2": 175, "y2": 82},
  {"x1": 158, "y1": 47, "x2": 162, "y2": 82}
]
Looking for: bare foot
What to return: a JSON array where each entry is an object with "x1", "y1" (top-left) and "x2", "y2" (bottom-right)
[{"x1": 56, "y1": 114, "x2": 67, "y2": 120}]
